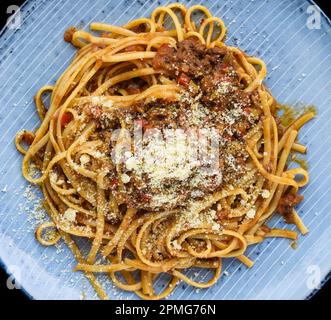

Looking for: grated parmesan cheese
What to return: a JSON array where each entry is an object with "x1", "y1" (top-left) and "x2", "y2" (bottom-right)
[
  {"x1": 261, "y1": 189, "x2": 270, "y2": 199},
  {"x1": 49, "y1": 171, "x2": 58, "y2": 183},
  {"x1": 91, "y1": 96, "x2": 113, "y2": 109},
  {"x1": 246, "y1": 208, "x2": 256, "y2": 219},
  {"x1": 121, "y1": 173, "x2": 131, "y2": 184},
  {"x1": 91, "y1": 151, "x2": 104, "y2": 159},
  {"x1": 125, "y1": 156, "x2": 138, "y2": 171},
  {"x1": 63, "y1": 208, "x2": 77, "y2": 222},
  {"x1": 80, "y1": 154, "x2": 90, "y2": 165},
  {"x1": 172, "y1": 240, "x2": 182, "y2": 250}
]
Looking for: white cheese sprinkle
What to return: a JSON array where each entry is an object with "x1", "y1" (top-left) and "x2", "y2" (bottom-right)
[
  {"x1": 125, "y1": 157, "x2": 138, "y2": 171},
  {"x1": 121, "y1": 173, "x2": 131, "y2": 184},
  {"x1": 246, "y1": 208, "x2": 256, "y2": 219},
  {"x1": 261, "y1": 189, "x2": 270, "y2": 199},
  {"x1": 80, "y1": 154, "x2": 90, "y2": 165},
  {"x1": 63, "y1": 208, "x2": 77, "y2": 222},
  {"x1": 91, "y1": 96, "x2": 113, "y2": 109},
  {"x1": 91, "y1": 151, "x2": 104, "y2": 159},
  {"x1": 124, "y1": 151, "x2": 132, "y2": 158},
  {"x1": 49, "y1": 171, "x2": 58, "y2": 183},
  {"x1": 172, "y1": 240, "x2": 182, "y2": 250}
]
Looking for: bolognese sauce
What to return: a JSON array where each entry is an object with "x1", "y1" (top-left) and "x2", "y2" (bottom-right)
[{"x1": 83, "y1": 40, "x2": 264, "y2": 211}]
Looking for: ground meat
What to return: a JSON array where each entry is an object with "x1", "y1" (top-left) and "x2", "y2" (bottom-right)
[
  {"x1": 79, "y1": 39, "x2": 264, "y2": 211},
  {"x1": 174, "y1": 39, "x2": 208, "y2": 77},
  {"x1": 84, "y1": 104, "x2": 103, "y2": 119},
  {"x1": 153, "y1": 39, "x2": 248, "y2": 108},
  {"x1": 200, "y1": 74, "x2": 235, "y2": 94},
  {"x1": 126, "y1": 82, "x2": 142, "y2": 95},
  {"x1": 152, "y1": 44, "x2": 176, "y2": 75},
  {"x1": 152, "y1": 39, "x2": 234, "y2": 80},
  {"x1": 217, "y1": 208, "x2": 230, "y2": 221},
  {"x1": 130, "y1": 23, "x2": 147, "y2": 33},
  {"x1": 206, "y1": 46, "x2": 228, "y2": 61},
  {"x1": 64, "y1": 26, "x2": 77, "y2": 43},
  {"x1": 277, "y1": 192, "x2": 304, "y2": 223},
  {"x1": 123, "y1": 78, "x2": 147, "y2": 95},
  {"x1": 274, "y1": 115, "x2": 285, "y2": 136},
  {"x1": 153, "y1": 40, "x2": 206, "y2": 77}
]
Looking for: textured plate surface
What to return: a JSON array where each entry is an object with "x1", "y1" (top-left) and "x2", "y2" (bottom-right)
[{"x1": 0, "y1": 0, "x2": 330, "y2": 300}]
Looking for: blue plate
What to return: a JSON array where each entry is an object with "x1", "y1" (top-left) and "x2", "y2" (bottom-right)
[{"x1": 0, "y1": 0, "x2": 330, "y2": 300}]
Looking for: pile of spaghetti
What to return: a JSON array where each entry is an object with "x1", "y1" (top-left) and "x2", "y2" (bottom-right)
[{"x1": 16, "y1": 3, "x2": 315, "y2": 300}]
